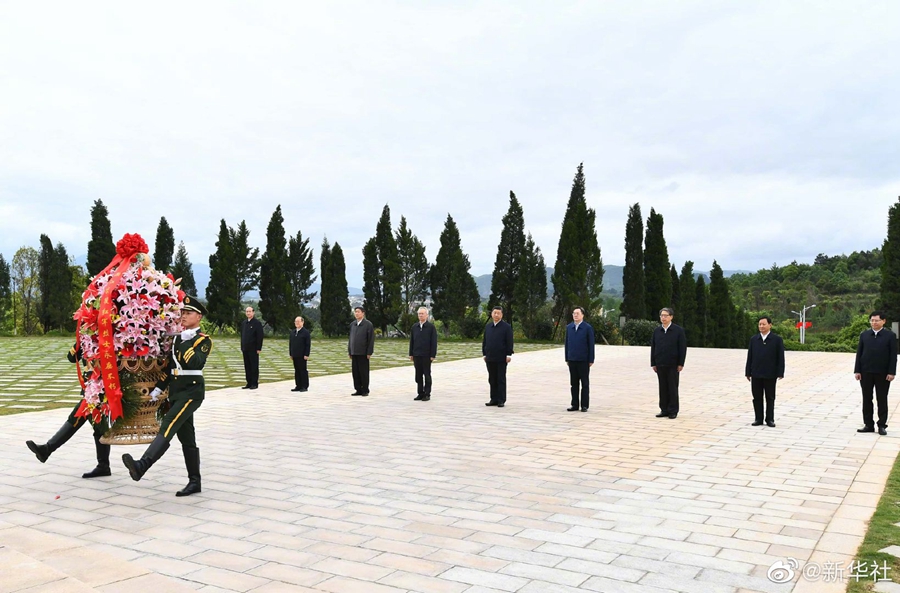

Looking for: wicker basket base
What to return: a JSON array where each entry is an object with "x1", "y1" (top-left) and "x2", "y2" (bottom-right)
[{"x1": 100, "y1": 375, "x2": 168, "y2": 445}]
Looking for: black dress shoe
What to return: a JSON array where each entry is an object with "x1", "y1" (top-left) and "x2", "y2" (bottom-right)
[
  {"x1": 485, "y1": 402, "x2": 498, "y2": 406},
  {"x1": 497, "y1": 404, "x2": 505, "y2": 408},
  {"x1": 421, "y1": 396, "x2": 430, "y2": 401},
  {"x1": 581, "y1": 408, "x2": 588, "y2": 412},
  {"x1": 82, "y1": 465, "x2": 111, "y2": 479},
  {"x1": 752, "y1": 421, "x2": 763, "y2": 426},
  {"x1": 655, "y1": 412, "x2": 668, "y2": 418},
  {"x1": 567, "y1": 407, "x2": 579, "y2": 412},
  {"x1": 299, "y1": 388, "x2": 308, "y2": 392},
  {"x1": 249, "y1": 385, "x2": 258, "y2": 390},
  {"x1": 766, "y1": 421, "x2": 776, "y2": 428},
  {"x1": 414, "y1": 396, "x2": 424, "y2": 401},
  {"x1": 879, "y1": 427, "x2": 887, "y2": 435},
  {"x1": 352, "y1": 392, "x2": 362, "y2": 396},
  {"x1": 361, "y1": 392, "x2": 369, "y2": 397},
  {"x1": 668, "y1": 414, "x2": 677, "y2": 419},
  {"x1": 242, "y1": 386, "x2": 250, "y2": 390},
  {"x1": 291, "y1": 388, "x2": 301, "y2": 392},
  {"x1": 858, "y1": 427, "x2": 875, "y2": 433}
]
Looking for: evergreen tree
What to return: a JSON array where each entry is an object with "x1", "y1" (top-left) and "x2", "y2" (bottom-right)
[
  {"x1": 171, "y1": 241, "x2": 197, "y2": 296},
  {"x1": 320, "y1": 240, "x2": 350, "y2": 337},
  {"x1": 670, "y1": 264, "x2": 680, "y2": 315},
  {"x1": 515, "y1": 233, "x2": 548, "y2": 338},
  {"x1": 695, "y1": 275, "x2": 708, "y2": 347},
  {"x1": 362, "y1": 205, "x2": 403, "y2": 333},
  {"x1": 488, "y1": 191, "x2": 526, "y2": 325},
  {"x1": 230, "y1": 221, "x2": 260, "y2": 305},
  {"x1": 206, "y1": 220, "x2": 240, "y2": 328},
  {"x1": 259, "y1": 205, "x2": 292, "y2": 332},
  {"x1": 395, "y1": 216, "x2": 429, "y2": 312},
  {"x1": 551, "y1": 163, "x2": 604, "y2": 331},
  {"x1": 621, "y1": 203, "x2": 646, "y2": 320},
  {"x1": 11, "y1": 246, "x2": 41, "y2": 334},
  {"x1": 86, "y1": 199, "x2": 115, "y2": 276},
  {"x1": 643, "y1": 207, "x2": 671, "y2": 319},
  {"x1": 708, "y1": 261, "x2": 733, "y2": 348},
  {"x1": 38, "y1": 234, "x2": 54, "y2": 331},
  {"x1": 153, "y1": 217, "x2": 175, "y2": 273},
  {"x1": 0, "y1": 254, "x2": 10, "y2": 326},
  {"x1": 880, "y1": 197, "x2": 900, "y2": 321},
  {"x1": 678, "y1": 261, "x2": 698, "y2": 346},
  {"x1": 430, "y1": 214, "x2": 480, "y2": 331},
  {"x1": 287, "y1": 230, "x2": 317, "y2": 316}
]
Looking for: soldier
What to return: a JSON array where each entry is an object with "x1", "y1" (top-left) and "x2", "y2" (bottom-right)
[
  {"x1": 25, "y1": 342, "x2": 112, "y2": 478},
  {"x1": 122, "y1": 296, "x2": 211, "y2": 496}
]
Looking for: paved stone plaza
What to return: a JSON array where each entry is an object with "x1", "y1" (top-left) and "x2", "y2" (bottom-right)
[{"x1": 0, "y1": 346, "x2": 895, "y2": 593}]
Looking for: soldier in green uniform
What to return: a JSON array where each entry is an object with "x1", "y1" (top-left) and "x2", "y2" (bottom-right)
[
  {"x1": 25, "y1": 342, "x2": 112, "y2": 478},
  {"x1": 122, "y1": 296, "x2": 211, "y2": 497}
]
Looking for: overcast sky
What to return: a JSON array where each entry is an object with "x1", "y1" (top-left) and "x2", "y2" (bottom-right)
[{"x1": 1, "y1": 1, "x2": 898, "y2": 287}]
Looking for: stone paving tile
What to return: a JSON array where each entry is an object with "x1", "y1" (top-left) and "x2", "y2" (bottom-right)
[{"x1": 1, "y1": 347, "x2": 898, "y2": 592}]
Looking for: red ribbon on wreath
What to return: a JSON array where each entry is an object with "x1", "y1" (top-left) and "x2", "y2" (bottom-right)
[{"x1": 75, "y1": 233, "x2": 150, "y2": 422}]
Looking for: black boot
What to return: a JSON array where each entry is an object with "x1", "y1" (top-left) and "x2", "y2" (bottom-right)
[
  {"x1": 176, "y1": 447, "x2": 201, "y2": 497},
  {"x1": 83, "y1": 432, "x2": 111, "y2": 478},
  {"x1": 122, "y1": 434, "x2": 170, "y2": 481},
  {"x1": 26, "y1": 421, "x2": 79, "y2": 463}
]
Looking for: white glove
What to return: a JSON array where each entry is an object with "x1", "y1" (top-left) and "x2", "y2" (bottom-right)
[{"x1": 149, "y1": 387, "x2": 162, "y2": 402}]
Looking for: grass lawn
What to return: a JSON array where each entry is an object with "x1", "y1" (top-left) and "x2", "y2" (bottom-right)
[{"x1": 0, "y1": 336, "x2": 558, "y2": 416}]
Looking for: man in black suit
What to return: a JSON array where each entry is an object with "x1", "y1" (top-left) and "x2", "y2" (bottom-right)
[
  {"x1": 349, "y1": 306, "x2": 375, "y2": 396},
  {"x1": 289, "y1": 316, "x2": 311, "y2": 392},
  {"x1": 240, "y1": 306, "x2": 264, "y2": 389},
  {"x1": 745, "y1": 316, "x2": 785, "y2": 427},
  {"x1": 855, "y1": 311, "x2": 898, "y2": 435},
  {"x1": 483, "y1": 306, "x2": 514, "y2": 408},
  {"x1": 409, "y1": 306, "x2": 438, "y2": 401},
  {"x1": 650, "y1": 307, "x2": 687, "y2": 419}
]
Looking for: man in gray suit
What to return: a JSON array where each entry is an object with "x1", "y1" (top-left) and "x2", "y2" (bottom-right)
[{"x1": 349, "y1": 306, "x2": 375, "y2": 396}]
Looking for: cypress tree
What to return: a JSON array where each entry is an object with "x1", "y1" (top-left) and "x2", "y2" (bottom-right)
[
  {"x1": 153, "y1": 217, "x2": 175, "y2": 273},
  {"x1": 259, "y1": 205, "x2": 292, "y2": 332},
  {"x1": 287, "y1": 230, "x2": 317, "y2": 316},
  {"x1": 320, "y1": 240, "x2": 350, "y2": 337},
  {"x1": 880, "y1": 197, "x2": 900, "y2": 321},
  {"x1": 0, "y1": 254, "x2": 10, "y2": 327},
  {"x1": 551, "y1": 163, "x2": 603, "y2": 330},
  {"x1": 362, "y1": 205, "x2": 403, "y2": 333},
  {"x1": 678, "y1": 261, "x2": 698, "y2": 346},
  {"x1": 670, "y1": 264, "x2": 680, "y2": 315},
  {"x1": 395, "y1": 216, "x2": 429, "y2": 312},
  {"x1": 231, "y1": 221, "x2": 260, "y2": 305},
  {"x1": 86, "y1": 199, "x2": 115, "y2": 276},
  {"x1": 488, "y1": 191, "x2": 526, "y2": 325},
  {"x1": 49, "y1": 243, "x2": 73, "y2": 331},
  {"x1": 707, "y1": 261, "x2": 733, "y2": 348},
  {"x1": 695, "y1": 275, "x2": 708, "y2": 347},
  {"x1": 206, "y1": 220, "x2": 239, "y2": 328},
  {"x1": 515, "y1": 233, "x2": 548, "y2": 338},
  {"x1": 430, "y1": 214, "x2": 480, "y2": 330},
  {"x1": 171, "y1": 241, "x2": 197, "y2": 296},
  {"x1": 643, "y1": 208, "x2": 671, "y2": 319},
  {"x1": 621, "y1": 203, "x2": 646, "y2": 320},
  {"x1": 38, "y1": 234, "x2": 54, "y2": 331}
]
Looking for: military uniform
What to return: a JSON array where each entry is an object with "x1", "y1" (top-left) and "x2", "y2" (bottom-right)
[
  {"x1": 26, "y1": 342, "x2": 111, "y2": 478},
  {"x1": 123, "y1": 296, "x2": 211, "y2": 496}
]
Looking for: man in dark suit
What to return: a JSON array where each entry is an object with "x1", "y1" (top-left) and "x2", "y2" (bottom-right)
[
  {"x1": 409, "y1": 306, "x2": 438, "y2": 401},
  {"x1": 240, "y1": 306, "x2": 264, "y2": 389},
  {"x1": 349, "y1": 306, "x2": 375, "y2": 396},
  {"x1": 650, "y1": 307, "x2": 687, "y2": 419},
  {"x1": 483, "y1": 306, "x2": 514, "y2": 407},
  {"x1": 289, "y1": 316, "x2": 311, "y2": 392},
  {"x1": 564, "y1": 306, "x2": 595, "y2": 412},
  {"x1": 855, "y1": 311, "x2": 898, "y2": 435},
  {"x1": 745, "y1": 316, "x2": 785, "y2": 427}
]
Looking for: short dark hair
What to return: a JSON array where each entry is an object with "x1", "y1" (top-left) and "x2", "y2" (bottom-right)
[
  {"x1": 659, "y1": 307, "x2": 674, "y2": 317},
  {"x1": 573, "y1": 306, "x2": 586, "y2": 316},
  {"x1": 354, "y1": 306, "x2": 365, "y2": 313},
  {"x1": 757, "y1": 316, "x2": 772, "y2": 324},
  {"x1": 492, "y1": 306, "x2": 503, "y2": 312},
  {"x1": 870, "y1": 311, "x2": 886, "y2": 321}
]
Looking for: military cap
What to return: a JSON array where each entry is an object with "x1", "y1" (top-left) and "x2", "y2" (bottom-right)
[{"x1": 182, "y1": 295, "x2": 208, "y2": 316}]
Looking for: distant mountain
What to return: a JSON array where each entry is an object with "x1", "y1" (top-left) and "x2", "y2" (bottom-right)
[{"x1": 475, "y1": 265, "x2": 624, "y2": 299}]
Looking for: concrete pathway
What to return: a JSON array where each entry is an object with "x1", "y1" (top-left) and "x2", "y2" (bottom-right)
[{"x1": 0, "y1": 346, "x2": 895, "y2": 592}]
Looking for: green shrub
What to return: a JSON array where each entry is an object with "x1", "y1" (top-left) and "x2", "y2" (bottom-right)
[{"x1": 622, "y1": 319, "x2": 657, "y2": 346}]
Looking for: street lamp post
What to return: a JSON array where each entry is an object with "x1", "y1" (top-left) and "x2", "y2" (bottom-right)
[
  {"x1": 11, "y1": 277, "x2": 16, "y2": 336},
  {"x1": 790, "y1": 303, "x2": 816, "y2": 344}
]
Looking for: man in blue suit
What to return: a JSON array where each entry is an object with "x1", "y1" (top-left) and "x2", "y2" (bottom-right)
[{"x1": 564, "y1": 306, "x2": 595, "y2": 412}]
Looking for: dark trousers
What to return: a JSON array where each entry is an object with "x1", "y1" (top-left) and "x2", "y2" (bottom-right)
[
  {"x1": 568, "y1": 361, "x2": 590, "y2": 409},
  {"x1": 413, "y1": 357, "x2": 432, "y2": 396},
  {"x1": 159, "y1": 397, "x2": 204, "y2": 448},
  {"x1": 656, "y1": 365, "x2": 680, "y2": 415},
  {"x1": 751, "y1": 378, "x2": 776, "y2": 423},
  {"x1": 292, "y1": 357, "x2": 309, "y2": 390},
  {"x1": 351, "y1": 355, "x2": 370, "y2": 393},
  {"x1": 485, "y1": 360, "x2": 508, "y2": 404},
  {"x1": 861, "y1": 372, "x2": 891, "y2": 429},
  {"x1": 242, "y1": 350, "x2": 259, "y2": 387}
]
